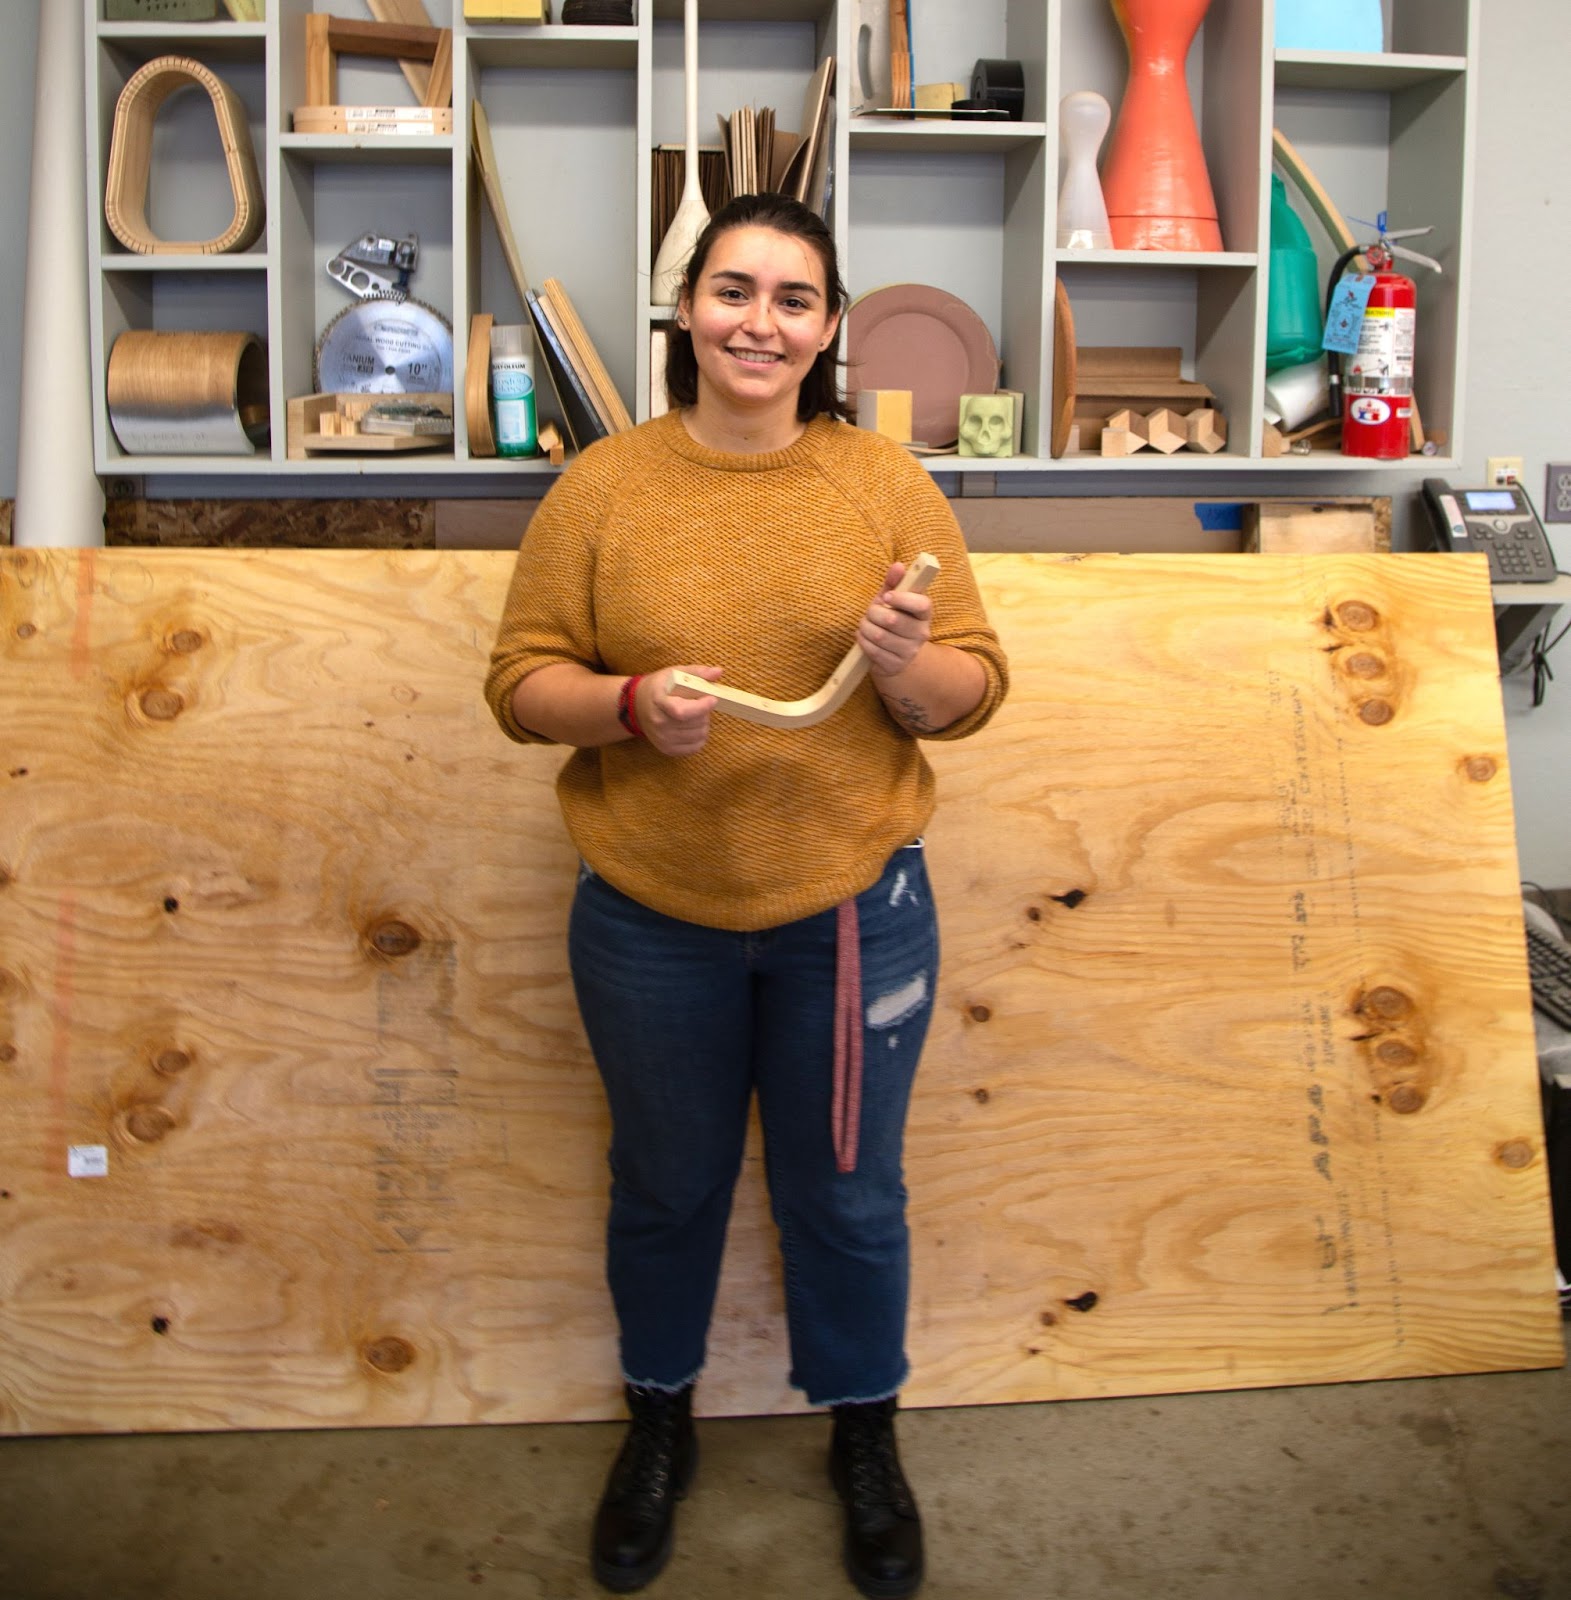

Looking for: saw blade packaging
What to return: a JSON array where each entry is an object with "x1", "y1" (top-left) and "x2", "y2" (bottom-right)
[{"x1": 315, "y1": 230, "x2": 454, "y2": 395}]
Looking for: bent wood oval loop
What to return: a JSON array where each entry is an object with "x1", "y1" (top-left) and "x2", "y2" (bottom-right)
[{"x1": 105, "y1": 56, "x2": 265, "y2": 256}]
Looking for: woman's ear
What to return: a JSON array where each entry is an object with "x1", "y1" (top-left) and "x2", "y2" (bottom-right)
[{"x1": 820, "y1": 308, "x2": 843, "y2": 352}]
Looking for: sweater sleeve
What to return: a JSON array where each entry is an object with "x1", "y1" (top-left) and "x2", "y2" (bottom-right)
[
  {"x1": 882, "y1": 450, "x2": 1010, "y2": 742},
  {"x1": 483, "y1": 446, "x2": 615, "y2": 745}
]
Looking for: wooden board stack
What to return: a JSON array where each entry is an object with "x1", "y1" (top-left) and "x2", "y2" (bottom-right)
[{"x1": 0, "y1": 548, "x2": 1559, "y2": 1434}]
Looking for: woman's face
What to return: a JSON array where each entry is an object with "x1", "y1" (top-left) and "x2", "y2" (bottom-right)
[{"x1": 679, "y1": 225, "x2": 840, "y2": 418}]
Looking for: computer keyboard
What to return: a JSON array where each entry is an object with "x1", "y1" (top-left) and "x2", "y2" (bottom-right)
[{"x1": 1526, "y1": 919, "x2": 1571, "y2": 1032}]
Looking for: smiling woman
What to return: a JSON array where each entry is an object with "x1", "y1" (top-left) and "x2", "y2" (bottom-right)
[{"x1": 485, "y1": 192, "x2": 1008, "y2": 1600}]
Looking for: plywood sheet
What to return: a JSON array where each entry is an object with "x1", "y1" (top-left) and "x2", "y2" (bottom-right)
[{"x1": 0, "y1": 549, "x2": 1559, "y2": 1435}]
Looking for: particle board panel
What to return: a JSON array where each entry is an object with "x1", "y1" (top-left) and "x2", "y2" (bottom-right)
[{"x1": 0, "y1": 548, "x2": 1559, "y2": 1435}]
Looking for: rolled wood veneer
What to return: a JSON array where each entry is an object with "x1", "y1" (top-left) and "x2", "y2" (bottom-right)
[{"x1": 107, "y1": 330, "x2": 269, "y2": 455}]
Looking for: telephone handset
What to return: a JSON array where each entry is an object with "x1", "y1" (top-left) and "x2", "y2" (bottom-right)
[{"x1": 1421, "y1": 478, "x2": 1557, "y2": 584}]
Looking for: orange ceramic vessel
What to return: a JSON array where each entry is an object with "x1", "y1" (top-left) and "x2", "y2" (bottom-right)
[{"x1": 1100, "y1": 0, "x2": 1224, "y2": 251}]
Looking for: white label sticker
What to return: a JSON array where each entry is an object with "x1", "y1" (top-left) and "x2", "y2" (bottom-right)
[{"x1": 68, "y1": 1145, "x2": 108, "y2": 1178}]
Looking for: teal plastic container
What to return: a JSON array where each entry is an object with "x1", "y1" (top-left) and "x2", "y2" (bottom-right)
[{"x1": 1266, "y1": 174, "x2": 1323, "y2": 374}]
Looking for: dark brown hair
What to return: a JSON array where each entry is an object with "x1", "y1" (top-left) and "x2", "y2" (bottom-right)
[{"x1": 663, "y1": 193, "x2": 850, "y2": 423}]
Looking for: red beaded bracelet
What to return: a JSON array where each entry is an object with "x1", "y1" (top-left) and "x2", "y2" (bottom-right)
[{"x1": 616, "y1": 674, "x2": 645, "y2": 739}]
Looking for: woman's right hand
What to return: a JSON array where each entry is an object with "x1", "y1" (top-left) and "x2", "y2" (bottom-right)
[{"x1": 638, "y1": 666, "x2": 722, "y2": 757}]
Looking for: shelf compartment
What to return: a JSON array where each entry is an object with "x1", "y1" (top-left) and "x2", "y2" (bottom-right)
[
  {"x1": 95, "y1": 267, "x2": 272, "y2": 470},
  {"x1": 1053, "y1": 261, "x2": 1259, "y2": 464},
  {"x1": 1056, "y1": 0, "x2": 1266, "y2": 257},
  {"x1": 275, "y1": 151, "x2": 456, "y2": 432},
  {"x1": 94, "y1": 37, "x2": 269, "y2": 262},
  {"x1": 847, "y1": 139, "x2": 1049, "y2": 454},
  {"x1": 1273, "y1": 51, "x2": 1467, "y2": 91},
  {"x1": 466, "y1": 59, "x2": 637, "y2": 453}
]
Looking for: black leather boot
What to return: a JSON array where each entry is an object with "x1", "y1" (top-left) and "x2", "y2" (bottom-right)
[
  {"x1": 591, "y1": 1381, "x2": 698, "y2": 1592},
  {"x1": 829, "y1": 1396, "x2": 924, "y2": 1599}
]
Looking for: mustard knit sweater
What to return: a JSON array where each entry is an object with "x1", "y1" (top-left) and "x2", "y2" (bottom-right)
[{"x1": 485, "y1": 410, "x2": 1009, "y2": 931}]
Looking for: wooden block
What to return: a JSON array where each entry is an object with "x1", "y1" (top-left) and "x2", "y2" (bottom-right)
[
  {"x1": 1184, "y1": 408, "x2": 1227, "y2": 453},
  {"x1": 914, "y1": 80, "x2": 966, "y2": 111},
  {"x1": 0, "y1": 549, "x2": 1557, "y2": 1433},
  {"x1": 304, "y1": 12, "x2": 335, "y2": 105},
  {"x1": 855, "y1": 389, "x2": 912, "y2": 444},
  {"x1": 421, "y1": 30, "x2": 453, "y2": 111},
  {"x1": 466, "y1": 0, "x2": 548, "y2": 17},
  {"x1": 365, "y1": 0, "x2": 437, "y2": 102},
  {"x1": 1101, "y1": 408, "x2": 1149, "y2": 457},
  {"x1": 1245, "y1": 501, "x2": 1388, "y2": 555},
  {"x1": 1262, "y1": 421, "x2": 1289, "y2": 458},
  {"x1": 1144, "y1": 408, "x2": 1187, "y2": 454},
  {"x1": 1078, "y1": 346, "x2": 1184, "y2": 382},
  {"x1": 538, "y1": 420, "x2": 564, "y2": 466}
]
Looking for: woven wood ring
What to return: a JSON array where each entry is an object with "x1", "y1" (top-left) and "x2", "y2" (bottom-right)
[{"x1": 105, "y1": 55, "x2": 265, "y2": 255}]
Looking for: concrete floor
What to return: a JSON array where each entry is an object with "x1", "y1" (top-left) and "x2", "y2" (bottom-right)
[{"x1": 2, "y1": 1344, "x2": 1568, "y2": 1600}]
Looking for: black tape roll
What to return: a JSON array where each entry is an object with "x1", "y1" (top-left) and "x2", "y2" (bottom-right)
[{"x1": 970, "y1": 58, "x2": 1026, "y2": 122}]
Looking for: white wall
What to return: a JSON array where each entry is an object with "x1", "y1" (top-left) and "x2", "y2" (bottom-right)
[
  {"x1": 1467, "y1": 0, "x2": 1571, "y2": 889},
  {"x1": 0, "y1": 0, "x2": 41, "y2": 500},
  {"x1": 0, "y1": 0, "x2": 1566, "y2": 880}
]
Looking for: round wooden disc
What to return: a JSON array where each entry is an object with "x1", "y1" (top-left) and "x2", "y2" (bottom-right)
[
  {"x1": 466, "y1": 314, "x2": 496, "y2": 458},
  {"x1": 1051, "y1": 278, "x2": 1076, "y2": 459}
]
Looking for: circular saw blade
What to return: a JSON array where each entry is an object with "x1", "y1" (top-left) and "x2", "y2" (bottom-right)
[{"x1": 314, "y1": 296, "x2": 454, "y2": 395}]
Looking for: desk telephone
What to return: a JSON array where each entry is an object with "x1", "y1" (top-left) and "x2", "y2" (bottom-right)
[{"x1": 1421, "y1": 478, "x2": 1558, "y2": 584}]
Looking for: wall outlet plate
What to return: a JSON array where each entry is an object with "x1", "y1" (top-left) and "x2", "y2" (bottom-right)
[{"x1": 1546, "y1": 464, "x2": 1571, "y2": 524}]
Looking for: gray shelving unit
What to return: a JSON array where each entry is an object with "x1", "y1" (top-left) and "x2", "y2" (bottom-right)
[{"x1": 83, "y1": 0, "x2": 1475, "y2": 479}]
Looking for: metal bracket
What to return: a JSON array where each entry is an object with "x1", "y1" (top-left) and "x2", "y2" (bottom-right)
[{"x1": 325, "y1": 232, "x2": 420, "y2": 300}]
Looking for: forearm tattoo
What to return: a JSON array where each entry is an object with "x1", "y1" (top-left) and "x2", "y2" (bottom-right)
[{"x1": 886, "y1": 694, "x2": 939, "y2": 734}]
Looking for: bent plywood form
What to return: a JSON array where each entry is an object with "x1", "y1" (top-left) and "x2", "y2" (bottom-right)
[
  {"x1": 0, "y1": 549, "x2": 1559, "y2": 1435},
  {"x1": 669, "y1": 552, "x2": 939, "y2": 729}
]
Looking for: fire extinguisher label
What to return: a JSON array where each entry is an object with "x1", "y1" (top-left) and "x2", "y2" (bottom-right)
[
  {"x1": 1349, "y1": 396, "x2": 1393, "y2": 425},
  {"x1": 1348, "y1": 306, "x2": 1416, "y2": 394}
]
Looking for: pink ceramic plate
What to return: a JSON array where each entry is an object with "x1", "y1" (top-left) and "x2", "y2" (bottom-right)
[{"x1": 846, "y1": 284, "x2": 999, "y2": 448}]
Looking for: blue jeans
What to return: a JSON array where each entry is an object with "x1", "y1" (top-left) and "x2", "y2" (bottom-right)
[{"x1": 567, "y1": 844, "x2": 938, "y2": 1407}]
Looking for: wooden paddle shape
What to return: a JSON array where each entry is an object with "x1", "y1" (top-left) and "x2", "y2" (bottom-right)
[
  {"x1": 651, "y1": 0, "x2": 709, "y2": 305},
  {"x1": 668, "y1": 553, "x2": 940, "y2": 730}
]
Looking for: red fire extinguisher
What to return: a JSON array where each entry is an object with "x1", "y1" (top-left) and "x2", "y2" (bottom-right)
[{"x1": 1337, "y1": 221, "x2": 1442, "y2": 460}]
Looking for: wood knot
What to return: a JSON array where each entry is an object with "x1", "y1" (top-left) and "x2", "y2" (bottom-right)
[
  {"x1": 0, "y1": 1043, "x2": 16, "y2": 1064},
  {"x1": 139, "y1": 687, "x2": 185, "y2": 722},
  {"x1": 1496, "y1": 1140, "x2": 1535, "y2": 1170},
  {"x1": 1039, "y1": 1309, "x2": 1058, "y2": 1327},
  {"x1": 154, "y1": 1049, "x2": 192, "y2": 1076},
  {"x1": 124, "y1": 1104, "x2": 177, "y2": 1143},
  {"x1": 1050, "y1": 889, "x2": 1088, "y2": 910},
  {"x1": 0, "y1": 863, "x2": 11, "y2": 888},
  {"x1": 1026, "y1": 906, "x2": 1042, "y2": 922},
  {"x1": 1463, "y1": 756, "x2": 1498, "y2": 783},
  {"x1": 362, "y1": 1335, "x2": 416, "y2": 1374},
  {"x1": 1345, "y1": 653, "x2": 1386, "y2": 680},
  {"x1": 1358, "y1": 699, "x2": 1395, "y2": 726},
  {"x1": 968, "y1": 1004, "x2": 992, "y2": 1023},
  {"x1": 972, "y1": 1087, "x2": 991, "y2": 1104},
  {"x1": 1360, "y1": 986, "x2": 1413, "y2": 1022},
  {"x1": 1387, "y1": 1084, "x2": 1427, "y2": 1115},
  {"x1": 1064, "y1": 1291, "x2": 1099, "y2": 1313},
  {"x1": 1336, "y1": 601, "x2": 1380, "y2": 632},
  {"x1": 167, "y1": 629, "x2": 205, "y2": 655},
  {"x1": 15, "y1": 622, "x2": 36, "y2": 640},
  {"x1": 369, "y1": 919, "x2": 422, "y2": 959},
  {"x1": 1376, "y1": 1039, "x2": 1418, "y2": 1067}
]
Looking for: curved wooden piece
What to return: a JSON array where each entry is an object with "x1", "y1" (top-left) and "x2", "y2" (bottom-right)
[
  {"x1": 105, "y1": 56, "x2": 264, "y2": 256},
  {"x1": 1271, "y1": 127, "x2": 1356, "y2": 254},
  {"x1": 668, "y1": 553, "x2": 940, "y2": 730},
  {"x1": 466, "y1": 314, "x2": 496, "y2": 458}
]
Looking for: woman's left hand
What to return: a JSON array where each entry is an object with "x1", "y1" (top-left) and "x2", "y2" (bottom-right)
[{"x1": 858, "y1": 562, "x2": 932, "y2": 679}]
